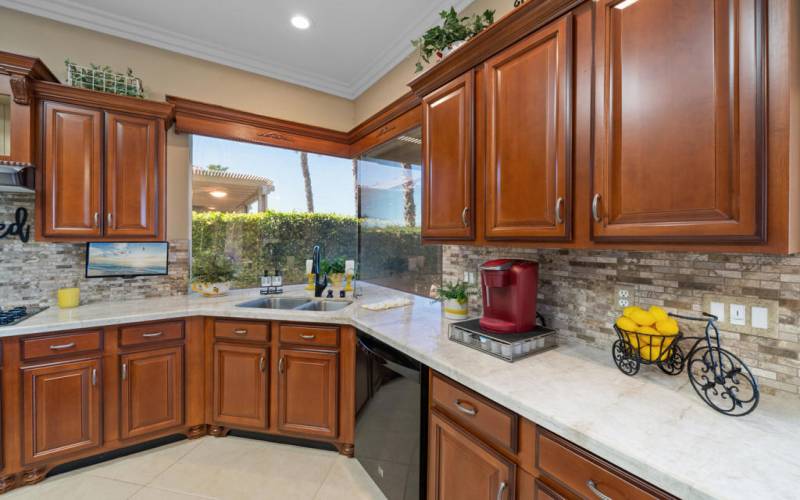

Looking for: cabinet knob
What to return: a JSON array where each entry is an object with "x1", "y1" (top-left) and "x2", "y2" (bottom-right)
[
  {"x1": 93, "y1": 212, "x2": 99, "y2": 227},
  {"x1": 496, "y1": 481, "x2": 507, "y2": 500},
  {"x1": 142, "y1": 331, "x2": 163, "y2": 338},
  {"x1": 592, "y1": 193, "x2": 602, "y2": 223},
  {"x1": 121, "y1": 363, "x2": 127, "y2": 381},
  {"x1": 555, "y1": 196, "x2": 564, "y2": 225},
  {"x1": 233, "y1": 329, "x2": 248, "y2": 336},
  {"x1": 587, "y1": 480, "x2": 612, "y2": 500},
  {"x1": 259, "y1": 356, "x2": 265, "y2": 372},
  {"x1": 49, "y1": 342, "x2": 76, "y2": 351},
  {"x1": 278, "y1": 356, "x2": 285, "y2": 374},
  {"x1": 107, "y1": 213, "x2": 113, "y2": 226},
  {"x1": 454, "y1": 399, "x2": 478, "y2": 416},
  {"x1": 91, "y1": 368, "x2": 97, "y2": 387},
  {"x1": 300, "y1": 334, "x2": 316, "y2": 340},
  {"x1": 461, "y1": 207, "x2": 469, "y2": 228}
]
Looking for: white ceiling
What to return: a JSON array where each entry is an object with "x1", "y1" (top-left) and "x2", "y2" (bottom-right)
[{"x1": 0, "y1": 0, "x2": 473, "y2": 99}]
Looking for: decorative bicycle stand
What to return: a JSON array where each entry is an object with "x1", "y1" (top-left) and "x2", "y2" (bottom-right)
[{"x1": 613, "y1": 312, "x2": 759, "y2": 417}]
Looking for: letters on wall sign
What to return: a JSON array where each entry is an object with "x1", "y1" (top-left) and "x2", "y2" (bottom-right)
[{"x1": 0, "y1": 207, "x2": 31, "y2": 242}]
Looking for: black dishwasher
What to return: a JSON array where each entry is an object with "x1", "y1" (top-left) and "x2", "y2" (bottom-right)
[{"x1": 355, "y1": 331, "x2": 428, "y2": 500}]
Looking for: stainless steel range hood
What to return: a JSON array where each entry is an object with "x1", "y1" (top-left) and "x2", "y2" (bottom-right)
[{"x1": 0, "y1": 161, "x2": 35, "y2": 193}]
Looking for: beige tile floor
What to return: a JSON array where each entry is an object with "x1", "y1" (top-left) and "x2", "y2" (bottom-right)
[{"x1": 4, "y1": 436, "x2": 387, "y2": 500}]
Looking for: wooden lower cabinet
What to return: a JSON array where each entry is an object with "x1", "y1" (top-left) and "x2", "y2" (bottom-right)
[
  {"x1": 428, "y1": 409, "x2": 515, "y2": 500},
  {"x1": 277, "y1": 348, "x2": 338, "y2": 439},
  {"x1": 22, "y1": 358, "x2": 102, "y2": 464},
  {"x1": 120, "y1": 346, "x2": 183, "y2": 439},
  {"x1": 213, "y1": 343, "x2": 268, "y2": 429}
]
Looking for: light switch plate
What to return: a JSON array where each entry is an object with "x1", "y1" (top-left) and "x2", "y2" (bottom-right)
[
  {"x1": 730, "y1": 304, "x2": 746, "y2": 326},
  {"x1": 709, "y1": 301, "x2": 726, "y2": 322},
  {"x1": 751, "y1": 306, "x2": 769, "y2": 329}
]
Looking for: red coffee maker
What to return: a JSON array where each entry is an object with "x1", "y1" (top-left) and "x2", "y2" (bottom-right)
[{"x1": 479, "y1": 259, "x2": 539, "y2": 333}]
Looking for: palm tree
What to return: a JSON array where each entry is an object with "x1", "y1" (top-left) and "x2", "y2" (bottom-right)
[
  {"x1": 299, "y1": 152, "x2": 314, "y2": 213},
  {"x1": 402, "y1": 163, "x2": 416, "y2": 227}
]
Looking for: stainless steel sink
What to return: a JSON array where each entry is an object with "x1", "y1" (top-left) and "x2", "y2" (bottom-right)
[
  {"x1": 235, "y1": 297, "x2": 353, "y2": 312},
  {"x1": 295, "y1": 300, "x2": 353, "y2": 312},
  {"x1": 236, "y1": 297, "x2": 313, "y2": 309}
]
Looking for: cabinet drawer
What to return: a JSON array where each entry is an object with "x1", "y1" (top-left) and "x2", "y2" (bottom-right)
[
  {"x1": 215, "y1": 320, "x2": 269, "y2": 342},
  {"x1": 430, "y1": 372, "x2": 518, "y2": 453},
  {"x1": 279, "y1": 324, "x2": 338, "y2": 348},
  {"x1": 537, "y1": 429, "x2": 668, "y2": 500},
  {"x1": 119, "y1": 320, "x2": 184, "y2": 347},
  {"x1": 22, "y1": 330, "x2": 102, "y2": 361}
]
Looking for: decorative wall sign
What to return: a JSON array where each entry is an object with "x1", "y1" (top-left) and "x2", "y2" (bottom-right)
[
  {"x1": 514, "y1": 0, "x2": 526, "y2": 6},
  {"x1": 0, "y1": 207, "x2": 31, "y2": 242}
]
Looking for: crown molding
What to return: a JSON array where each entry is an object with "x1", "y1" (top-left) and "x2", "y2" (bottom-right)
[{"x1": 0, "y1": 0, "x2": 476, "y2": 100}]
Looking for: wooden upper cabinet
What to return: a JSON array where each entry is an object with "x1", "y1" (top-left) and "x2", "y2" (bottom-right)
[
  {"x1": 22, "y1": 358, "x2": 102, "y2": 464},
  {"x1": 213, "y1": 343, "x2": 268, "y2": 429},
  {"x1": 277, "y1": 348, "x2": 338, "y2": 439},
  {"x1": 422, "y1": 72, "x2": 474, "y2": 240},
  {"x1": 592, "y1": 0, "x2": 766, "y2": 243},
  {"x1": 41, "y1": 101, "x2": 103, "y2": 238},
  {"x1": 484, "y1": 14, "x2": 572, "y2": 241},
  {"x1": 428, "y1": 410, "x2": 515, "y2": 500},
  {"x1": 120, "y1": 346, "x2": 184, "y2": 440},
  {"x1": 104, "y1": 112, "x2": 163, "y2": 238}
]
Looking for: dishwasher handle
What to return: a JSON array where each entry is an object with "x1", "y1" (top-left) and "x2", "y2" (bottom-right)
[{"x1": 357, "y1": 338, "x2": 420, "y2": 382}]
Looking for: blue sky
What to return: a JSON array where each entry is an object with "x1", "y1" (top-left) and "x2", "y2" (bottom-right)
[{"x1": 192, "y1": 135, "x2": 357, "y2": 216}]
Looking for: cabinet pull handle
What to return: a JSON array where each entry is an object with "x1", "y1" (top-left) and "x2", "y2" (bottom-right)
[
  {"x1": 496, "y1": 481, "x2": 507, "y2": 500},
  {"x1": 142, "y1": 331, "x2": 163, "y2": 338},
  {"x1": 587, "y1": 480, "x2": 612, "y2": 500},
  {"x1": 121, "y1": 363, "x2": 127, "y2": 381},
  {"x1": 300, "y1": 334, "x2": 316, "y2": 340},
  {"x1": 454, "y1": 399, "x2": 478, "y2": 416},
  {"x1": 107, "y1": 213, "x2": 113, "y2": 226},
  {"x1": 93, "y1": 212, "x2": 99, "y2": 227},
  {"x1": 278, "y1": 356, "x2": 285, "y2": 374},
  {"x1": 555, "y1": 196, "x2": 564, "y2": 224},
  {"x1": 49, "y1": 342, "x2": 76, "y2": 351},
  {"x1": 259, "y1": 356, "x2": 265, "y2": 372},
  {"x1": 233, "y1": 329, "x2": 248, "y2": 336},
  {"x1": 91, "y1": 368, "x2": 97, "y2": 386},
  {"x1": 592, "y1": 193, "x2": 602, "y2": 223},
  {"x1": 461, "y1": 207, "x2": 469, "y2": 228}
]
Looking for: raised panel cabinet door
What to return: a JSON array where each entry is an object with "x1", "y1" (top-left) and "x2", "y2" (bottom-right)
[
  {"x1": 485, "y1": 14, "x2": 572, "y2": 240},
  {"x1": 592, "y1": 0, "x2": 766, "y2": 242},
  {"x1": 213, "y1": 343, "x2": 268, "y2": 429},
  {"x1": 428, "y1": 410, "x2": 515, "y2": 500},
  {"x1": 277, "y1": 348, "x2": 338, "y2": 439},
  {"x1": 42, "y1": 101, "x2": 103, "y2": 237},
  {"x1": 104, "y1": 112, "x2": 162, "y2": 238},
  {"x1": 22, "y1": 358, "x2": 102, "y2": 464},
  {"x1": 120, "y1": 346, "x2": 184, "y2": 439},
  {"x1": 421, "y1": 72, "x2": 474, "y2": 240}
]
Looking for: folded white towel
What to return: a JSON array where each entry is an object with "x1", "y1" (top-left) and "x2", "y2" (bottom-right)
[{"x1": 361, "y1": 298, "x2": 413, "y2": 311}]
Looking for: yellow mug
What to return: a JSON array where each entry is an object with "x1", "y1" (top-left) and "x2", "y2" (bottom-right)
[{"x1": 57, "y1": 288, "x2": 80, "y2": 309}]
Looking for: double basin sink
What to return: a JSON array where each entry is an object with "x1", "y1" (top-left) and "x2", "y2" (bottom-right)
[{"x1": 236, "y1": 297, "x2": 353, "y2": 312}]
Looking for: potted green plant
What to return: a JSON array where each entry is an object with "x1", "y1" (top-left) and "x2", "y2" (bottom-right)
[
  {"x1": 412, "y1": 7, "x2": 495, "y2": 73},
  {"x1": 321, "y1": 257, "x2": 347, "y2": 291},
  {"x1": 192, "y1": 252, "x2": 236, "y2": 297},
  {"x1": 435, "y1": 281, "x2": 474, "y2": 320}
]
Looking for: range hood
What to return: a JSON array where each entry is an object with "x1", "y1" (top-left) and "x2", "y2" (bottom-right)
[{"x1": 0, "y1": 161, "x2": 35, "y2": 193}]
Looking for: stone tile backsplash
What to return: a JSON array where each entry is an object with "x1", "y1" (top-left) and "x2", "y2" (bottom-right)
[
  {"x1": 1, "y1": 193, "x2": 189, "y2": 307},
  {"x1": 443, "y1": 245, "x2": 800, "y2": 398}
]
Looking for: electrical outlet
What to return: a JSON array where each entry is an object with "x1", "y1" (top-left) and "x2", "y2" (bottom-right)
[{"x1": 615, "y1": 286, "x2": 636, "y2": 309}]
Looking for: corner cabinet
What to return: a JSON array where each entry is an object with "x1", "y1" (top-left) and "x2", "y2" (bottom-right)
[
  {"x1": 484, "y1": 14, "x2": 572, "y2": 241},
  {"x1": 35, "y1": 82, "x2": 172, "y2": 241},
  {"x1": 421, "y1": 72, "x2": 474, "y2": 240},
  {"x1": 590, "y1": 0, "x2": 766, "y2": 243}
]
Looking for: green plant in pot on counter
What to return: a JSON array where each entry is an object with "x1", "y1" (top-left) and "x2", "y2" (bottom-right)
[
  {"x1": 412, "y1": 7, "x2": 495, "y2": 73},
  {"x1": 435, "y1": 281, "x2": 475, "y2": 320},
  {"x1": 321, "y1": 257, "x2": 347, "y2": 290},
  {"x1": 192, "y1": 251, "x2": 236, "y2": 297}
]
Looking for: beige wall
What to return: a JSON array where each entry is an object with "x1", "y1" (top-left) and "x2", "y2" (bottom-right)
[
  {"x1": 0, "y1": 8, "x2": 355, "y2": 131},
  {"x1": 353, "y1": 0, "x2": 514, "y2": 123}
]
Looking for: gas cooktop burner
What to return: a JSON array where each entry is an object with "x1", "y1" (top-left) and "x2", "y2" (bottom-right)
[{"x1": 0, "y1": 305, "x2": 47, "y2": 327}]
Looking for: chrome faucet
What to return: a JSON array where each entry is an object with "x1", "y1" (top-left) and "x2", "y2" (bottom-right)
[{"x1": 312, "y1": 245, "x2": 328, "y2": 297}]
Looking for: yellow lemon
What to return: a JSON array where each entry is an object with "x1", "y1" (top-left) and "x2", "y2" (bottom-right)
[
  {"x1": 626, "y1": 331, "x2": 649, "y2": 349},
  {"x1": 615, "y1": 316, "x2": 638, "y2": 332},
  {"x1": 649, "y1": 306, "x2": 669, "y2": 322},
  {"x1": 623, "y1": 306, "x2": 644, "y2": 319},
  {"x1": 640, "y1": 345, "x2": 668, "y2": 362},
  {"x1": 630, "y1": 309, "x2": 657, "y2": 327},
  {"x1": 655, "y1": 319, "x2": 679, "y2": 336}
]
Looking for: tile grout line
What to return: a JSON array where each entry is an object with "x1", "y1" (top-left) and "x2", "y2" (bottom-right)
[
  {"x1": 141, "y1": 437, "x2": 209, "y2": 490},
  {"x1": 310, "y1": 456, "x2": 341, "y2": 500}
]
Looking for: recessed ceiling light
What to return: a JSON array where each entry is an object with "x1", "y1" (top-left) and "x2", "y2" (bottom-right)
[
  {"x1": 209, "y1": 190, "x2": 228, "y2": 198},
  {"x1": 291, "y1": 15, "x2": 311, "y2": 30}
]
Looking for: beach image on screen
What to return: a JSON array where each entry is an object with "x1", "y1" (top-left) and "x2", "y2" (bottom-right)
[{"x1": 86, "y1": 242, "x2": 168, "y2": 277}]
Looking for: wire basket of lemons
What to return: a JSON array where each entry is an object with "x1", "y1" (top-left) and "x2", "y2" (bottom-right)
[{"x1": 612, "y1": 305, "x2": 684, "y2": 376}]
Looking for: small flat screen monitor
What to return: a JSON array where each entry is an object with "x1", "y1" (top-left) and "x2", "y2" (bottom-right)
[{"x1": 85, "y1": 242, "x2": 169, "y2": 278}]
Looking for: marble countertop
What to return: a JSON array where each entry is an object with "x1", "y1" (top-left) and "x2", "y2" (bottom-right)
[{"x1": 2, "y1": 284, "x2": 798, "y2": 499}]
